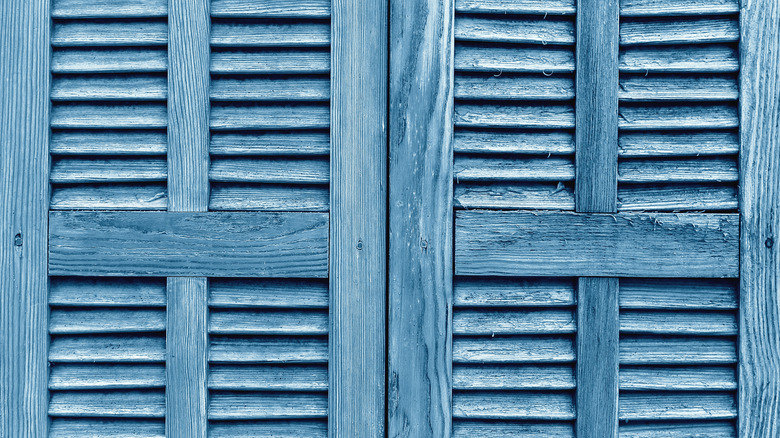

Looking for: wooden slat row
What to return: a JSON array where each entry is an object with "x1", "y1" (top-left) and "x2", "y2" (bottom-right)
[{"x1": 618, "y1": 8, "x2": 739, "y2": 212}]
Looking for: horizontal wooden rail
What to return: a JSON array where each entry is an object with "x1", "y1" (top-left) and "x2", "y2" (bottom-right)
[
  {"x1": 456, "y1": 211, "x2": 738, "y2": 278},
  {"x1": 49, "y1": 211, "x2": 328, "y2": 277}
]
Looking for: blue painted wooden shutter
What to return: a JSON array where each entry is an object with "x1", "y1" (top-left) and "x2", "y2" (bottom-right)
[
  {"x1": 39, "y1": 0, "x2": 384, "y2": 436},
  {"x1": 387, "y1": 0, "x2": 777, "y2": 437}
]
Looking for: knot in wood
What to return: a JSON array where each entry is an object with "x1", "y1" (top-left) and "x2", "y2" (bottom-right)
[{"x1": 13, "y1": 233, "x2": 22, "y2": 247}]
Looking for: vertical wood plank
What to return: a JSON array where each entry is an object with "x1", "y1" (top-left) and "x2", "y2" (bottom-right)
[
  {"x1": 330, "y1": 0, "x2": 388, "y2": 436},
  {"x1": 739, "y1": 0, "x2": 780, "y2": 436},
  {"x1": 575, "y1": 1, "x2": 620, "y2": 435},
  {"x1": 577, "y1": 277, "x2": 619, "y2": 438},
  {"x1": 0, "y1": 0, "x2": 50, "y2": 435},
  {"x1": 167, "y1": 2, "x2": 210, "y2": 435},
  {"x1": 575, "y1": 0, "x2": 619, "y2": 213},
  {"x1": 388, "y1": 0, "x2": 454, "y2": 436},
  {"x1": 166, "y1": 277, "x2": 208, "y2": 437},
  {"x1": 168, "y1": 0, "x2": 210, "y2": 211}
]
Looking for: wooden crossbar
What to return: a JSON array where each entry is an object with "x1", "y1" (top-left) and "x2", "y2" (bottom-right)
[
  {"x1": 456, "y1": 210, "x2": 739, "y2": 278},
  {"x1": 49, "y1": 211, "x2": 328, "y2": 277}
]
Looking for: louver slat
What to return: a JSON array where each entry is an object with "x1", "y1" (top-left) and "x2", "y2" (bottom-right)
[
  {"x1": 618, "y1": 6, "x2": 740, "y2": 211},
  {"x1": 50, "y1": 0, "x2": 169, "y2": 210},
  {"x1": 209, "y1": 4, "x2": 331, "y2": 212},
  {"x1": 48, "y1": 278, "x2": 167, "y2": 432},
  {"x1": 207, "y1": 279, "x2": 329, "y2": 434},
  {"x1": 453, "y1": 2, "x2": 576, "y2": 211},
  {"x1": 618, "y1": 279, "x2": 739, "y2": 435}
]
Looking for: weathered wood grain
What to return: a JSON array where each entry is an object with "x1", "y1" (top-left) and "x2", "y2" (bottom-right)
[
  {"x1": 620, "y1": 45, "x2": 738, "y2": 73},
  {"x1": 453, "y1": 336, "x2": 575, "y2": 363},
  {"x1": 618, "y1": 184, "x2": 737, "y2": 211},
  {"x1": 209, "y1": 420, "x2": 327, "y2": 438},
  {"x1": 455, "y1": 44, "x2": 575, "y2": 73},
  {"x1": 52, "y1": 49, "x2": 168, "y2": 73},
  {"x1": 576, "y1": 0, "x2": 619, "y2": 213},
  {"x1": 48, "y1": 335, "x2": 166, "y2": 362},
  {"x1": 210, "y1": 50, "x2": 329, "y2": 74},
  {"x1": 454, "y1": 309, "x2": 575, "y2": 334},
  {"x1": 620, "y1": 310, "x2": 737, "y2": 335},
  {"x1": 50, "y1": 158, "x2": 167, "y2": 183},
  {"x1": 618, "y1": 132, "x2": 739, "y2": 157},
  {"x1": 619, "y1": 104, "x2": 738, "y2": 130},
  {"x1": 49, "y1": 308, "x2": 166, "y2": 333},
  {"x1": 619, "y1": 421, "x2": 736, "y2": 438},
  {"x1": 209, "y1": 393, "x2": 327, "y2": 419},
  {"x1": 454, "y1": 156, "x2": 574, "y2": 181},
  {"x1": 620, "y1": 0, "x2": 739, "y2": 16},
  {"x1": 577, "y1": 278, "x2": 619, "y2": 438},
  {"x1": 739, "y1": 0, "x2": 780, "y2": 435},
  {"x1": 209, "y1": 184, "x2": 328, "y2": 212},
  {"x1": 456, "y1": 0, "x2": 575, "y2": 14},
  {"x1": 454, "y1": 278, "x2": 576, "y2": 307},
  {"x1": 455, "y1": 104, "x2": 575, "y2": 128},
  {"x1": 618, "y1": 74, "x2": 738, "y2": 102},
  {"x1": 455, "y1": 16, "x2": 575, "y2": 45},
  {"x1": 332, "y1": 0, "x2": 387, "y2": 435},
  {"x1": 49, "y1": 390, "x2": 166, "y2": 417},
  {"x1": 620, "y1": 366, "x2": 737, "y2": 390},
  {"x1": 211, "y1": 131, "x2": 329, "y2": 156},
  {"x1": 211, "y1": 0, "x2": 330, "y2": 17},
  {"x1": 209, "y1": 309, "x2": 328, "y2": 334},
  {"x1": 49, "y1": 211, "x2": 329, "y2": 277},
  {"x1": 620, "y1": 336, "x2": 737, "y2": 364},
  {"x1": 455, "y1": 211, "x2": 739, "y2": 277},
  {"x1": 49, "y1": 277, "x2": 167, "y2": 307},
  {"x1": 619, "y1": 278, "x2": 737, "y2": 309},
  {"x1": 620, "y1": 18, "x2": 738, "y2": 45},
  {"x1": 211, "y1": 22, "x2": 330, "y2": 47},
  {"x1": 619, "y1": 393, "x2": 737, "y2": 420},
  {"x1": 209, "y1": 278, "x2": 328, "y2": 308},
  {"x1": 454, "y1": 130, "x2": 574, "y2": 154},
  {"x1": 50, "y1": 184, "x2": 168, "y2": 210},
  {"x1": 210, "y1": 158, "x2": 329, "y2": 183},
  {"x1": 168, "y1": 0, "x2": 209, "y2": 213},
  {"x1": 51, "y1": 103, "x2": 168, "y2": 128},
  {"x1": 455, "y1": 74, "x2": 574, "y2": 101},
  {"x1": 388, "y1": 0, "x2": 452, "y2": 435},
  {"x1": 211, "y1": 77, "x2": 329, "y2": 101},
  {"x1": 209, "y1": 336, "x2": 328, "y2": 363},
  {"x1": 49, "y1": 364, "x2": 165, "y2": 389},
  {"x1": 210, "y1": 104, "x2": 329, "y2": 130},
  {"x1": 452, "y1": 422, "x2": 575, "y2": 438},
  {"x1": 166, "y1": 277, "x2": 208, "y2": 437},
  {"x1": 453, "y1": 392, "x2": 575, "y2": 420},
  {"x1": 453, "y1": 364, "x2": 575, "y2": 390},
  {"x1": 50, "y1": 130, "x2": 167, "y2": 155},
  {"x1": 52, "y1": 0, "x2": 167, "y2": 17},
  {"x1": 50, "y1": 419, "x2": 164, "y2": 438},
  {"x1": 52, "y1": 21, "x2": 168, "y2": 46},
  {"x1": 208, "y1": 365, "x2": 328, "y2": 391},
  {"x1": 0, "y1": 0, "x2": 49, "y2": 433},
  {"x1": 51, "y1": 75, "x2": 168, "y2": 101},
  {"x1": 454, "y1": 182, "x2": 575, "y2": 210},
  {"x1": 618, "y1": 157, "x2": 738, "y2": 183}
]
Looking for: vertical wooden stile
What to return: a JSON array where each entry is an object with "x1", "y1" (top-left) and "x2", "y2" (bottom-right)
[
  {"x1": 330, "y1": 0, "x2": 388, "y2": 436},
  {"x1": 388, "y1": 0, "x2": 454, "y2": 436},
  {"x1": 739, "y1": 0, "x2": 780, "y2": 435},
  {"x1": 166, "y1": 0, "x2": 210, "y2": 435},
  {"x1": 0, "y1": 0, "x2": 50, "y2": 434},
  {"x1": 575, "y1": 0, "x2": 619, "y2": 436}
]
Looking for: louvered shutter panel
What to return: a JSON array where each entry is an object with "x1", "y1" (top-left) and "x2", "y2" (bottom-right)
[
  {"x1": 3, "y1": 0, "x2": 780, "y2": 436},
  {"x1": 1, "y1": 0, "x2": 386, "y2": 435},
  {"x1": 388, "y1": 0, "x2": 778, "y2": 438}
]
